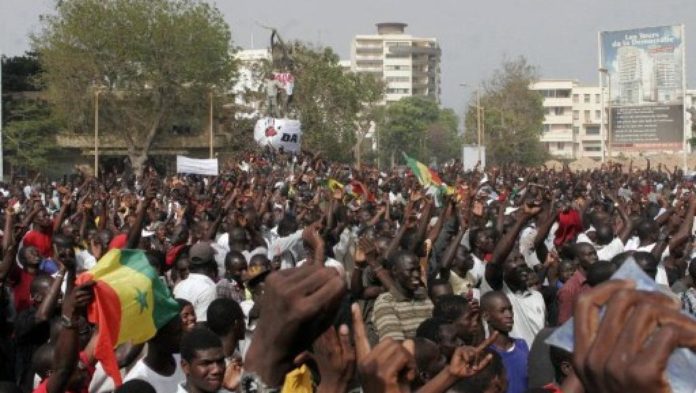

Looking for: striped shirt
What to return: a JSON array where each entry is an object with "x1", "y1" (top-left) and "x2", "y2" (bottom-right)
[{"x1": 372, "y1": 292, "x2": 433, "y2": 341}]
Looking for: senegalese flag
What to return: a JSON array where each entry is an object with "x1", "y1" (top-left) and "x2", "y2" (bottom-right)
[
  {"x1": 76, "y1": 249, "x2": 179, "y2": 385},
  {"x1": 402, "y1": 152, "x2": 448, "y2": 188},
  {"x1": 327, "y1": 178, "x2": 345, "y2": 193}
]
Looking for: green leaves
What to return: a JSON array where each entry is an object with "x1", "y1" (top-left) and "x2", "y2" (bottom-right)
[
  {"x1": 33, "y1": 0, "x2": 235, "y2": 172},
  {"x1": 464, "y1": 56, "x2": 547, "y2": 166}
]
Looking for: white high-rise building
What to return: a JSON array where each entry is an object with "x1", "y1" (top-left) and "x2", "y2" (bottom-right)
[
  {"x1": 617, "y1": 46, "x2": 643, "y2": 105},
  {"x1": 350, "y1": 23, "x2": 441, "y2": 103},
  {"x1": 530, "y1": 80, "x2": 606, "y2": 159}
]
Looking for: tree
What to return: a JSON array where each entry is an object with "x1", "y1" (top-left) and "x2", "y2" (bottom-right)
[
  {"x1": 289, "y1": 43, "x2": 383, "y2": 162},
  {"x1": 1, "y1": 54, "x2": 59, "y2": 173},
  {"x1": 464, "y1": 56, "x2": 546, "y2": 166},
  {"x1": 380, "y1": 96, "x2": 461, "y2": 165},
  {"x1": 34, "y1": 0, "x2": 236, "y2": 175}
]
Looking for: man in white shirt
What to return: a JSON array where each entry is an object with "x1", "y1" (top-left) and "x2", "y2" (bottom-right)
[
  {"x1": 174, "y1": 243, "x2": 218, "y2": 322},
  {"x1": 178, "y1": 327, "x2": 226, "y2": 393},
  {"x1": 124, "y1": 314, "x2": 185, "y2": 392},
  {"x1": 501, "y1": 256, "x2": 546, "y2": 347}
]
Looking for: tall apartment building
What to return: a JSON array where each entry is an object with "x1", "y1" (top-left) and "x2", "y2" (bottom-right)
[
  {"x1": 530, "y1": 80, "x2": 606, "y2": 159},
  {"x1": 350, "y1": 23, "x2": 441, "y2": 103}
]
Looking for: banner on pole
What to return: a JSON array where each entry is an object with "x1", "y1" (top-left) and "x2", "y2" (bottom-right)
[
  {"x1": 253, "y1": 117, "x2": 302, "y2": 153},
  {"x1": 176, "y1": 156, "x2": 219, "y2": 176},
  {"x1": 600, "y1": 25, "x2": 686, "y2": 150}
]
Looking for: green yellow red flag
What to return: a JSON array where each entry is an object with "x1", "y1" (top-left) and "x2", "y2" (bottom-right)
[{"x1": 76, "y1": 249, "x2": 179, "y2": 385}]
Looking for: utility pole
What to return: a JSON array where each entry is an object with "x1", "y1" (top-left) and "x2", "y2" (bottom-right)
[
  {"x1": 476, "y1": 89, "x2": 482, "y2": 162},
  {"x1": 209, "y1": 91, "x2": 214, "y2": 158}
]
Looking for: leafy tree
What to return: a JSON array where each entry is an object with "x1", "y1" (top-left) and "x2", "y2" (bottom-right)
[
  {"x1": 1, "y1": 53, "x2": 41, "y2": 92},
  {"x1": 380, "y1": 96, "x2": 461, "y2": 165},
  {"x1": 3, "y1": 97, "x2": 59, "y2": 171},
  {"x1": 1, "y1": 54, "x2": 59, "y2": 173},
  {"x1": 289, "y1": 43, "x2": 383, "y2": 162},
  {"x1": 464, "y1": 56, "x2": 546, "y2": 165},
  {"x1": 33, "y1": 0, "x2": 236, "y2": 175}
]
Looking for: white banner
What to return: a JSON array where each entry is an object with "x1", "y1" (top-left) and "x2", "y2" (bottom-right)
[
  {"x1": 176, "y1": 156, "x2": 219, "y2": 176},
  {"x1": 253, "y1": 117, "x2": 302, "y2": 153}
]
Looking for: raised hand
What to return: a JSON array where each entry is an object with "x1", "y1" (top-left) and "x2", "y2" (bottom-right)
[
  {"x1": 571, "y1": 280, "x2": 696, "y2": 393},
  {"x1": 352, "y1": 304, "x2": 415, "y2": 393},
  {"x1": 313, "y1": 325, "x2": 356, "y2": 393},
  {"x1": 244, "y1": 264, "x2": 346, "y2": 387},
  {"x1": 447, "y1": 332, "x2": 498, "y2": 378}
]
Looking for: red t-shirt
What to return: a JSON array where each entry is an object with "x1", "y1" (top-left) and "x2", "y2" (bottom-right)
[
  {"x1": 32, "y1": 352, "x2": 94, "y2": 393},
  {"x1": 11, "y1": 266, "x2": 35, "y2": 313},
  {"x1": 23, "y1": 229, "x2": 54, "y2": 258}
]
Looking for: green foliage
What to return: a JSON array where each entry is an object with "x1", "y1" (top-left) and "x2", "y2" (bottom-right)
[
  {"x1": 33, "y1": 0, "x2": 236, "y2": 173},
  {"x1": 464, "y1": 56, "x2": 547, "y2": 165},
  {"x1": 3, "y1": 96, "x2": 59, "y2": 171},
  {"x1": 1, "y1": 53, "x2": 42, "y2": 92},
  {"x1": 380, "y1": 96, "x2": 461, "y2": 165},
  {"x1": 290, "y1": 43, "x2": 383, "y2": 162}
]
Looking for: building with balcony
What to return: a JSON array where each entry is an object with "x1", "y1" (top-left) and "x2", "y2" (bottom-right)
[
  {"x1": 530, "y1": 80, "x2": 606, "y2": 159},
  {"x1": 350, "y1": 23, "x2": 441, "y2": 103}
]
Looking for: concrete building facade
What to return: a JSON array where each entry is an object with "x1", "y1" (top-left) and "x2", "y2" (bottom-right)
[
  {"x1": 530, "y1": 80, "x2": 606, "y2": 159},
  {"x1": 350, "y1": 23, "x2": 441, "y2": 103}
]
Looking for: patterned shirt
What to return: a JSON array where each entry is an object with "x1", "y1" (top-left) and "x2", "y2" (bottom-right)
[
  {"x1": 372, "y1": 292, "x2": 433, "y2": 341},
  {"x1": 681, "y1": 287, "x2": 696, "y2": 317},
  {"x1": 216, "y1": 278, "x2": 245, "y2": 303}
]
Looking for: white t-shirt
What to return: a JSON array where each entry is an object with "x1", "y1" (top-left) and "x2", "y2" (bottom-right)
[
  {"x1": 124, "y1": 355, "x2": 185, "y2": 392},
  {"x1": 504, "y1": 285, "x2": 546, "y2": 348},
  {"x1": 173, "y1": 273, "x2": 217, "y2": 322}
]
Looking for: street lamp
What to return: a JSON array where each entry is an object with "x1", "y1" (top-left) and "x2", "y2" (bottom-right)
[
  {"x1": 92, "y1": 84, "x2": 107, "y2": 177},
  {"x1": 598, "y1": 68, "x2": 612, "y2": 161},
  {"x1": 209, "y1": 90, "x2": 214, "y2": 159},
  {"x1": 460, "y1": 83, "x2": 483, "y2": 162}
]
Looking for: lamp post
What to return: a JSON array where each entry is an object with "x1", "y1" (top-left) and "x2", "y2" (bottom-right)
[
  {"x1": 460, "y1": 83, "x2": 483, "y2": 162},
  {"x1": 599, "y1": 68, "x2": 612, "y2": 161},
  {"x1": 92, "y1": 85, "x2": 107, "y2": 177},
  {"x1": 209, "y1": 91, "x2": 214, "y2": 159}
]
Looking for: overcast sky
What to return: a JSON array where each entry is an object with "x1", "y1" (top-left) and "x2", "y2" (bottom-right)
[{"x1": 2, "y1": 0, "x2": 695, "y2": 112}]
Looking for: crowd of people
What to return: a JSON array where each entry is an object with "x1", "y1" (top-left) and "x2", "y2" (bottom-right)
[{"x1": 0, "y1": 148, "x2": 695, "y2": 393}]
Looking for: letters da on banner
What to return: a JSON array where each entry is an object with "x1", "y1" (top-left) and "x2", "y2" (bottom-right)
[{"x1": 253, "y1": 117, "x2": 302, "y2": 153}]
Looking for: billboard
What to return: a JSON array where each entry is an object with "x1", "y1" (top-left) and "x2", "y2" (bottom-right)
[{"x1": 600, "y1": 25, "x2": 686, "y2": 150}]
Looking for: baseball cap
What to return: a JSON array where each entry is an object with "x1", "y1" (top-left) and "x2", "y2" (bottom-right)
[{"x1": 188, "y1": 243, "x2": 215, "y2": 266}]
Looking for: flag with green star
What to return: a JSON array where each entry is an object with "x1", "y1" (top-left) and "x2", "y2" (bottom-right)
[{"x1": 76, "y1": 249, "x2": 179, "y2": 386}]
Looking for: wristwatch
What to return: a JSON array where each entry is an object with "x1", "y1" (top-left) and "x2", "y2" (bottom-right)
[
  {"x1": 239, "y1": 372, "x2": 281, "y2": 393},
  {"x1": 60, "y1": 314, "x2": 77, "y2": 329}
]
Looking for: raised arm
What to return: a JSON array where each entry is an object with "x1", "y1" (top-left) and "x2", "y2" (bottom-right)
[
  {"x1": 125, "y1": 186, "x2": 156, "y2": 249},
  {"x1": 486, "y1": 204, "x2": 540, "y2": 290},
  {"x1": 45, "y1": 281, "x2": 94, "y2": 393}
]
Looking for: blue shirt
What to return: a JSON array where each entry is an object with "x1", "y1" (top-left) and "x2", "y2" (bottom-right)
[{"x1": 490, "y1": 338, "x2": 530, "y2": 393}]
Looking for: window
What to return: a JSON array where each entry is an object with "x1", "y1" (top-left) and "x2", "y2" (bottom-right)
[
  {"x1": 543, "y1": 124, "x2": 551, "y2": 133},
  {"x1": 384, "y1": 65, "x2": 403, "y2": 71},
  {"x1": 584, "y1": 145, "x2": 601, "y2": 152},
  {"x1": 573, "y1": 94, "x2": 579, "y2": 103},
  {"x1": 554, "y1": 107, "x2": 564, "y2": 115},
  {"x1": 595, "y1": 110, "x2": 601, "y2": 119},
  {"x1": 386, "y1": 88, "x2": 410, "y2": 94},
  {"x1": 584, "y1": 110, "x2": 591, "y2": 121},
  {"x1": 586, "y1": 126, "x2": 600, "y2": 135},
  {"x1": 386, "y1": 76, "x2": 410, "y2": 83},
  {"x1": 573, "y1": 111, "x2": 579, "y2": 120},
  {"x1": 595, "y1": 94, "x2": 600, "y2": 103},
  {"x1": 557, "y1": 142, "x2": 564, "y2": 150},
  {"x1": 573, "y1": 126, "x2": 580, "y2": 134},
  {"x1": 584, "y1": 94, "x2": 590, "y2": 103}
]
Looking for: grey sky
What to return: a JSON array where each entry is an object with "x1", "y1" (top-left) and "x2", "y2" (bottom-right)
[{"x1": 2, "y1": 0, "x2": 695, "y2": 113}]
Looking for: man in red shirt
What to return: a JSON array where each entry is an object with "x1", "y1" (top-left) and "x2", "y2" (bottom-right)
[{"x1": 556, "y1": 243, "x2": 597, "y2": 324}]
